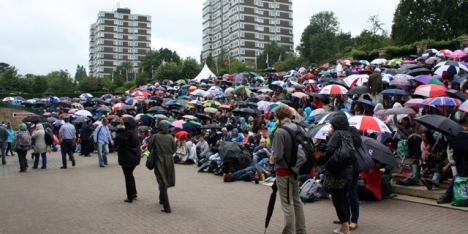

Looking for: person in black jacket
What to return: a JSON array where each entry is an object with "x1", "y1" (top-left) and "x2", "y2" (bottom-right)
[
  {"x1": 80, "y1": 118, "x2": 95, "y2": 157},
  {"x1": 323, "y1": 112, "x2": 355, "y2": 234},
  {"x1": 115, "y1": 117, "x2": 141, "y2": 203}
]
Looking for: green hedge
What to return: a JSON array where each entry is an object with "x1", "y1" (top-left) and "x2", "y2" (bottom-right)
[
  {"x1": 385, "y1": 44, "x2": 417, "y2": 59},
  {"x1": 351, "y1": 49, "x2": 380, "y2": 61},
  {"x1": 0, "y1": 92, "x2": 110, "y2": 99}
]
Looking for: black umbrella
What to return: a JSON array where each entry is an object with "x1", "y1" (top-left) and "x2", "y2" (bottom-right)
[
  {"x1": 328, "y1": 79, "x2": 350, "y2": 89},
  {"x1": 200, "y1": 124, "x2": 222, "y2": 129},
  {"x1": 382, "y1": 68, "x2": 398, "y2": 75},
  {"x1": 449, "y1": 131, "x2": 468, "y2": 153},
  {"x1": 170, "y1": 109, "x2": 185, "y2": 115},
  {"x1": 194, "y1": 113, "x2": 212, "y2": 120},
  {"x1": 237, "y1": 101, "x2": 247, "y2": 107},
  {"x1": 405, "y1": 68, "x2": 431, "y2": 76},
  {"x1": 149, "y1": 96, "x2": 162, "y2": 101},
  {"x1": 307, "y1": 92, "x2": 322, "y2": 99},
  {"x1": 446, "y1": 89, "x2": 468, "y2": 102},
  {"x1": 347, "y1": 86, "x2": 369, "y2": 95},
  {"x1": 268, "y1": 83, "x2": 282, "y2": 91},
  {"x1": 264, "y1": 67, "x2": 277, "y2": 72},
  {"x1": 264, "y1": 181, "x2": 278, "y2": 233},
  {"x1": 360, "y1": 136, "x2": 398, "y2": 168},
  {"x1": 247, "y1": 102, "x2": 258, "y2": 107},
  {"x1": 138, "y1": 126, "x2": 151, "y2": 131},
  {"x1": 354, "y1": 99, "x2": 375, "y2": 107},
  {"x1": 239, "y1": 108, "x2": 257, "y2": 115},
  {"x1": 110, "y1": 118, "x2": 120, "y2": 123},
  {"x1": 56, "y1": 102, "x2": 71, "y2": 108},
  {"x1": 374, "y1": 107, "x2": 416, "y2": 115},
  {"x1": 147, "y1": 106, "x2": 166, "y2": 113},
  {"x1": 359, "y1": 70, "x2": 373, "y2": 75},
  {"x1": 414, "y1": 115, "x2": 464, "y2": 136},
  {"x1": 85, "y1": 107, "x2": 96, "y2": 111},
  {"x1": 351, "y1": 60, "x2": 362, "y2": 66},
  {"x1": 109, "y1": 98, "x2": 121, "y2": 104},
  {"x1": 75, "y1": 116, "x2": 88, "y2": 123},
  {"x1": 120, "y1": 105, "x2": 134, "y2": 111},
  {"x1": 92, "y1": 98, "x2": 105, "y2": 103},
  {"x1": 293, "y1": 84, "x2": 305, "y2": 90},
  {"x1": 23, "y1": 115, "x2": 48, "y2": 123},
  {"x1": 381, "y1": 89, "x2": 410, "y2": 96}
]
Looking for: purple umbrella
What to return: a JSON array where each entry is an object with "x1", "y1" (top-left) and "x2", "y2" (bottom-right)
[
  {"x1": 234, "y1": 74, "x2": 244, "y2": 83},
  {"x1": 207, "y1": 90, "x2": 223, "y2": 96}
]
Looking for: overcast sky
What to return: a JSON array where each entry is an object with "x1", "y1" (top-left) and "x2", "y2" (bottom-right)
[{"x1": 1, "y1": 0, "x2": 399, "y2": 76}]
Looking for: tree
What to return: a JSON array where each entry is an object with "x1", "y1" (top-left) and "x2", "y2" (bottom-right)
[
  {"x1": 227, "y1": 60, "x2": 255, "y2": 74},
  {"x1": 111, "y1": 62, "x2": 133, "y2": 87},
  {"x1": 139, "y1": 48, "x2": 181, "y2": 80},
  {"x1": 78, "y1": 76, "x2": 100, "y2": 92},
  {"x1": 204, "y1": 53, "x2": 215, "y2": 72},
  {"x1": 0, "y1": 62, "x2": 10, "y2": 73},
  {"x1": 354, "y1": 15, "x2": 390, "y2": 52},
  {"x1": 45, "y1": 70, "x2": 75, "y2": 94},
  {"x1": 180, "y1": 57, "x2": 201, "y2": 80},
  {"x1": 154, "y1": 62, "x2": 181, "y2": 81},
  {"x1": 0, "y1": 67, "x2": 21, "y2": 92},
  {"x1": 391, "y1": 0, "x2": 468, "y2": 45},
  {"x1": 74, "y1": 65, "x2": 87, "y2": 83},
  {"x1": 273, "y1": 54, "x2": 299, "y2": 71},
  {"x1": 135, "y1": 73, "x2": 148, "y2": 87},
  {"x1": 297, "y1": 11, "x2": 341, "y2": 63},
  {"x1": 31, "y1": 75, "x2": 49, "y2": 94},
  {"x1": 257, "y1": 41, "x2": 287, "y2": 69}
]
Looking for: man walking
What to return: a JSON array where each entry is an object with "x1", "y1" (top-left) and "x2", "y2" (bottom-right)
[
  {"x1": 58, "y1": 116, "x2": 76, "y2": 169},
  {"x1": 93, "y1": 117, "x2": 113, "y2": 167},
  {"x1": 271, "y1": 105, "x2": 307, "y2": 234},
  {"x1": 0, "y1": 123, "x2": 9, "y2": 165}
]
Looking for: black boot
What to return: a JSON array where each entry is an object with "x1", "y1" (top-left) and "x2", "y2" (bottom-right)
[
  {"x1": 159, "y1": 186, "x2": 171, "y2": 213},
  {"x1": 420, "y1": 178, "x2": 433, "y2": 190}
]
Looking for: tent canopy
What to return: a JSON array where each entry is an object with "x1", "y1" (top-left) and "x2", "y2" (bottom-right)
[{"x1": 193, "y1": 64, "x2": 217, "y2": 82}]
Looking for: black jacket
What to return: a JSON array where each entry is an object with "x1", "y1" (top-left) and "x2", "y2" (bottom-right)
[
  {"x1": 325, "y1": 112, "x2": 354, "y2": 180},
  {"x1": 80, "y1": 123, "x2": 94, "y2": 140},
  {"x1": 115, "y1": 118, "x2": 141, "y2": 167}
]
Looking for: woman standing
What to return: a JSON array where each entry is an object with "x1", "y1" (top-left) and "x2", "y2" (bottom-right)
[
  {"x1": 324, "y1": 112, "x2": 354, "y2": 234},
  {"x1": 12, "y1": 124, "x2": 31, "y2": 172},
  {"x1": 6, "y1": 123, "x2": 15, "y2": 156},
  {"x1": 149, "y1": 120, "x2": 176, "y2": 213},
  {"x1": 115, "y1": 117, "x2": 141, "y2": 203},
  {"x1": 31, "y1": 124, "x2": 48, "y2": 169}
]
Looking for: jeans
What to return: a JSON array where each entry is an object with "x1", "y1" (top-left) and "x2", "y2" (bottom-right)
[
  {"x1": 17, "y1": 149, "x2": 28, "y2": 171},
  {"x1": 97, "y1": 143, "x2": 109, "y2": 166},
  {"x1": 348, "y1": 172, "x2": 360, "y2": 224},
  {"x1": 254, "y1": 157, "x2": 270, "y2": 171},
  {"x1": 276, "y1": 175, "x2": 307, "y2": 234},
  {"x1": 232, "y1": 166, "x2": 255, "y2": 181},
  {"x1": 7, "y1": 142, "x2": 14, "y2": 155},
  {"x1": 60, "y1": 139, "x2": 75, "y2": 167},
  {"x1": 252, "y1": 155, "x2": 267, "y2": 169},
  {"x1": 33, "y1": 152, "x2": 47, "y2": 168},
  {"x1": 122, "y1": 166, "x2": 137, "y2": 200},
  {"x1": 0, "y1": 141, "x2": 6, "y2": 163},
  {"x1": 330, "y1": 184, "x2": 350, "y2": 224}
]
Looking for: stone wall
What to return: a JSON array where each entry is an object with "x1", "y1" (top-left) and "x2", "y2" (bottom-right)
[{"x1": 0, "y1": 103, "x2": 43, "y2": 130}]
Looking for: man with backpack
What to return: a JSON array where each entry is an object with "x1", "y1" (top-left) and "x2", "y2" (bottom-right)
[{"x1": 271, "y1": 105, "x2": 307, "y2": 234}]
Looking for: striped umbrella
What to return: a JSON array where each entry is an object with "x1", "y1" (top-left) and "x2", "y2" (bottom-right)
[
  {"x1": 177, "y1": 95, "x2": 191, "y2": 101},
  {"x1": 436, "y1": 49, "x2": 452, "y2": 57},
  {"x1": 348, "y1": 116, "x2": 391, "y2": 133},
  {"x1": 422, "y1": 97, "x2": 462, "y2": 107},
  {"x1": 319, "y1": 84, "x2": 348, "y2": 95},
  {"x1": 434, "y1": 61, "x2": 468, "y2": 76},
  {"x1": 414, "y1": 84, "x2": 447, "y2": 97},
  {"x1": 177, "y1": 100, "x2": 195, "y2": 109}
]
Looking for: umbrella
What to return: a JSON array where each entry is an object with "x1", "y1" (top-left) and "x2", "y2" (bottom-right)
[
  {"x1": 404, "y1": 98, "x2": 425, "y2": 107},
  {"x1": 207, "y1": 89, "x2": 223, "y2": 96},
  {"x1": 422, "y1": 97, "x2": 462, "y2": 107},
  {"x1": 153, "y1": 114, "x2": 168, "y2": 120},
  {"x1": 446, "y1": 89, "x2": 468, "y2": 102},
  {"x1": 316, "y1": 112, "x2": 353, "y2": 125},
  {"x1": 112, "y1": 103, "x2": 126, "y2": 111},
  {"x1": 405, "y1": 68, "x2": 431, "y2": 76},
  {"x1": 110, "y1": 118, "x2": 120, "y2": 123},
  {"x1": 390, "y1": 77, "x2": 411, "y2": 87},
  {"x1": 319, "y1": 84, "x2": 348, "y2": 95},
  {"x1": 107, "y1": 115, "x2": 119, "y2": 120},
  {"x1": 360, "y1": 136, "x2": 398, "y2": 168},
  {"x1": 203, "y1": 100, "x2": 221, "y2": 108},
  {"x1": 413, "y1": 75, "x2": 444, "y2": 86},
  {"x1": 233, "y1": 85, "x2": 252, "y2": 96},
  {"x1": 120, "y1": 105, "x2": 134, "y2": 111},
  {"x1": 176, "y1": 79, "x2": 186, "y2": 84},
  {"x1": 247, "y1": 102, "x2": 258, "y2": 107},
  {"x1": 200, "y1": 124, "x2": 222, "y2": 129},
  {"x1": 264, "y1": 67, "x2": 277, "y2": 72},
  {"x1": 350, "y1": 60, "x2": 362, "y2": 66},
  {"x1": 381, "y1": 89, "x2": 410, "y2": 96},
  {"x1": 434, "y1": 61, "x2": 468, "y2": 76},
  {"x1": 75, "y1": 109, "x2": 92, "y2": 117},
  {"x1": 194, "y1": 113, "x2": 212, "y2": 120},
  {"x1": 182, "y1": 121, "x2": 201, "y2": 132},
  {"x1": 374, "y1": 107, "x2": 416, "y2": 115},
  {"x1": 258, "y1": 88, "x2": 273, "y2": 93},
  {"x1": 382, "y1": 68, "x2": 398, "y2": 75},
  {"x1": 436, "y1": 49, "x2": 452, "y2": 57},
  {"x1": 177, "y1": 100, "x2": 195, "y2": 109},
  {"x1": 136, "y1": 114, "x2": 154, "y2": 121},
  {"x1": 327, "y1": 79, "x2": 350, "y2": 89},
  {"x1": 239, "y1": 108, "x2": 257, "y2": 115},
  {"x1": 264, "y1": 181, "x2": 278, "y2": 234},
  {"x1": 42, "y1": 112, "x2": 51, "y2": 117},
  {"x1": 182, "y1": 115, "x2": 198, "y2": 120},
  {"x1": 347, "y1": 86, "x2": 369, "y2": 95},
  {"x1": 97, "y1": 106, "x2": 111, "y2": 113},
  {"x1": 22, "y1": 115, "x2": 47, "y2": 123},
  {"x1": 414, "y1": 115, "x2": 464, "y2": 136},
  {"x1": 71, "y1": 103, "x2": 83, "y2": 109},
  {"x1": 414, "y1": 84, "x2": 447, "y2": 97},
  {"x1": 147, "y1": 106, "x2": 166, "y2": 113},
  {"x1": 75, "y1": 116, "x2": 88, "y2": 123},
  {"x1": 449, "y1": 131, "x2": 468, "y2": 153},
  {"x1": 344, "y1": 75, "x2": 369, "y2": 87},
  {"x1": 138, "y1": 126, "x2": 151, "y2": 131},
  {"x1": 79, "y1": 93, "x2": 93, "y2": 99},
  {"x1": 177, "y1": 95, "x2": 191, "y2": 101},
  {"x1": 204, "y1": 107, "x2": 218, "y2": 114},
  {"x1": 175, "y1": 131, "x2": 189, "y2": 140},
  {"x1": 354, "y1": 99, "x2": 375, "y2": 107},
  {"x1": 122, "y1": 114, "x2": 134, "y2": 119},
  {"x1": 47, "y1": 117, "x2": 57, "y2": 123},
  {"x1": 171, "y1": 109, "x2": 185, "y2": 115},
  {"x1": 92, "y1": 98, "x2": 105, "y2": 103},
  {"x1": 448, "y1": 50, "x2": 466, "y2": 59},
  {"x1": 171, "y1": 120, "x2": 186, "y2": 129},
  {"x1": 306, "y1": 124, "x2": 331, "y2": 139},
  {"x1": 292, "y1": 91, "x2": 308, "y2": 99},
  {"x1": 191, "y1": 89, "x2": 206, "y2": 96},
  {"x1": 370, "y1": 58, "x2": 387, "y2": 65},
  {"x1": 53, "y1": 120, "x2": 64, "y2": 126},
  {"x1": 348, "y1": 116, "x2": 391, "y2": 133},
  {"x1": 387, "y1": 59, "x2": 402, "y2": 67},
  {"x1": 125, "y1": 98, "x2": 134, "y2": 105}
]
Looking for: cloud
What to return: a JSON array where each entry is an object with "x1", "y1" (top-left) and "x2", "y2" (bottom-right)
[{"x1": 0, "y1": 0, "x2": 399, "y2": 76}]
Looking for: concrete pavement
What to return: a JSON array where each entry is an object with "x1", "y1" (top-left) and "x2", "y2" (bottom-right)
[{"x1": 0, "y1": 151, "x2": 466, "y2": 234}]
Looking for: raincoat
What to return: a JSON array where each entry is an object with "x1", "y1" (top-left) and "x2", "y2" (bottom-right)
[{"x1": 149, "y1": 121, "x2": 176, "y2": 188}]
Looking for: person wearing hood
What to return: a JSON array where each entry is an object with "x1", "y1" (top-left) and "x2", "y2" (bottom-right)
[
  {"x1": 367, "y1": 68, "x2": 383, "y2": 105},
  {"x1": 238, "y1": 117, "x2": 248, "y2": 131},
  {"x1": 31, "y1": 124, "x2": 48, "y2": 169},
  {"x1": 115, "y1": 117, "x2": 141, "y2": 203},
  {"x1": 323, "y1": 112, "x2": 355, "y2": 234},
  {"x1": 226, "y1": 128, "x2": 244, "y2": 143},
  {"x1": 12, "y1": 124, "x2": 31, "y2": 172},
  {"x1": 149, "y1": 120, "x2": 176, "y2": 213}
]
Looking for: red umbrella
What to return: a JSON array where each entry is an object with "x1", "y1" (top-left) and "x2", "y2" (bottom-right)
[
  {"x1": 319, "y1": 84, "x2": 348, "y2": 95},
  {"x1": 175, "y1": 131, "x2": 188, "y2": 140},
  {"x1": 107, "y1": 115, "x2": 119, "y2": 120},
  {"x1": 348, "y1": 116, "x2": 392, "y2": 133},
  {"x1": 58, "y1": 113, "x2": 69, "y2": 119},
  {"x1": 414, "y1": 84, "x2": 447, "y2": 98}
]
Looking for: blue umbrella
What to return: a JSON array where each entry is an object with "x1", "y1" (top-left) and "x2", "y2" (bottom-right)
[
  {"x1": 381, "y1": 89, "x2": 410, "y2": 96},
  {"x1": 354, "y1": 99, "x2": 375, "y2": 107},
  {"x1": 125, "y1": 98, "x2": 134, "y2": 105}
]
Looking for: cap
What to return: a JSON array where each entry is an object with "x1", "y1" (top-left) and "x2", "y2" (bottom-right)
[{"x1": 221, "y1": 127, "x2": 227, "y2": 131}]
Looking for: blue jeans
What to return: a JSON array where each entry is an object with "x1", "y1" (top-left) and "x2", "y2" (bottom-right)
[
  {"x1": 197, "y1": 159, "x2": 220, "y2": 172},
  {"x1": 33, "y1": 152, "x2": 47, "y2": 168},
  {"x1": 232, "y1": 166, "x2": 255, "y2": 181},
  {"x1": 348, "y1": 172, "x2": 360, "y2": 224},
  {"x1": 256, "y1": 158, "x2": 273, "y2": 172},
  {"x1": 252, "y1": 155, "x2": 268, "y2": 170},
  {"x1": 97, "y1": 143, "x2": 109, "y2": 166},
  {"x1": 0, "y1": 141, "x2": 6, "y2": 163}
]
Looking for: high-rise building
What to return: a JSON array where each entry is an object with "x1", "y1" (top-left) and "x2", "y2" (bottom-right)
[
  {"x1": 201, "y1": 0, "x2": 293, "y2": 64},
  {"x1": 89, "y1": 8, "x2": 151, "y2": 77}
]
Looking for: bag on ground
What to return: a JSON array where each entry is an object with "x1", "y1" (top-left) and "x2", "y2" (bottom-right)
[
  {"x1": 451, "y1": 176, "x2": 468, "y2": 207},
  {"x1": 299, "y1": 178, "x2": 318, "y2": 203}
]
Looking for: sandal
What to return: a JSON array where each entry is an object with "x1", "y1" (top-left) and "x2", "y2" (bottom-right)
[
  {"x1": 333, "y1": 220, "x2": 341, "y2": 224},
  {"x1": 349, "y1": 223, "x2": 358, "y2": 230}
]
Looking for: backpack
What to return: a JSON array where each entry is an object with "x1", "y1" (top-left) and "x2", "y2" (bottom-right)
[
  {"x1": 18, "y1": 131, "x2": 31, "y2": 148},
  {"x1": 325, "y1": 131, "x2": 357, "y2": 173},
  {"x1": 299, "y1": 178, "x2": 318, "y2": 203},
  {"x1": 44, "y1": 130, "x2": 54, "y2": 146},
  {"x1": 355, "y1": 143, "x2": 375, "y2": 173},
  {"x1": 280, "y1": 125, "x2": 315, "y2": 175}
]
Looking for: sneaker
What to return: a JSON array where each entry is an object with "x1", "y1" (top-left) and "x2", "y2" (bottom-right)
[{"x1": 436, "y1": 195, "x2": 451, "y2": 204}]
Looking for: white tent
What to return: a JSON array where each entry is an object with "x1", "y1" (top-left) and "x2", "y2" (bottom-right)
[{"x1": 193, "y1": 64, "x2": 217, "y2": 82}]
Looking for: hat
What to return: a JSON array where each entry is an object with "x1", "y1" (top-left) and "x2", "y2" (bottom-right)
[
  {"x1": 374, "y1": 68, "x2": 381, "y2": 72},
  {"x1": 221, "y1": 127, "x2": 227, "y2": 131}
]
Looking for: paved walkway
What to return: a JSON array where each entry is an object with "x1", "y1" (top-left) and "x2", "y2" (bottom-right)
[{"x1": 0, "y1": 151, "x2": 466, "y2": 234}]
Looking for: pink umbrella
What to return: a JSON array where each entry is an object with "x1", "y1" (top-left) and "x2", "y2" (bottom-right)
[
  {"x1": 403, "y1": 60, "x2": 415, "y2": 64},
  {"x1": 258, "y1": 88, "x2": 273, "y2": 93},
  {"x1": 390, "y1": 77, "x2": 411, "y2": 87},
  {"x1": 449, "y1": 50, "x2": 466, "y2": 59},
  {"x1": 42, "y1": 112, "x2": 51, "y2": 117},
  {"x1": 404, "y1": 98, "x2": 425, "y2": 107},
  {"x1": 171, "y1": 120, "x2": 186, "y2": 129},
  {"x1": 292, "y1": 92, "x2": 309, "y2": 99}
]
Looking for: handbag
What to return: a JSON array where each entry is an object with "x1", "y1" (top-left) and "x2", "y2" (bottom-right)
[
  {"x1": 451, "y1": 176, "x2": 468, "y2": 207},
  {"x1": 325, "y1": 132, "x2": 356, "y2": 173},
  {"x1": 355, "y1": 143, "x2": 375, "y2": 173},
  {"x1": 145, "y1": 135, "x2": 157, "y2": 170}
]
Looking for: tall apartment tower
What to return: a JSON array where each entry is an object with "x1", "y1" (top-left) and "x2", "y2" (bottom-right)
[
  {"x1": 89, "y1": 8, "x2": 151, "y2": 77},
  {"x1": 201, "y1": 0, "x2": 293, "y2": 63}
]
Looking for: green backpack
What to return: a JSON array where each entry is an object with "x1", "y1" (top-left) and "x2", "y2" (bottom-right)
[{"x1": 397, "y1": 139, "x2": 408, "y2": 159}]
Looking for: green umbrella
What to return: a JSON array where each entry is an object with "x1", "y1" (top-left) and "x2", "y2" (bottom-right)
[
  {"x1": 177, "y1": 96, "x2": 191, "y2": 101},
  {"x1": 139, "y1": 114, "x2": 154, "y2": 120},
  {"x1": 97, "y1": 106, "x2": 111, "y2": 113},
  {"x1": 182, "y1": 121, "x2": 201, "y2": 132},
  {"x1": 257, "y1": 76, "x2": 265, "y2": 83},
  {"x1": 233, "y1": 85, "x2": 252, "y2": 96},
  {"x1": 427, "y1": 78, "x2": 444, "y2": 86}
]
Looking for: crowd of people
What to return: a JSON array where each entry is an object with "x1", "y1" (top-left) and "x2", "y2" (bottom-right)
[{"x1": 2, "y1": 51, "x2": 468, "y2": 234}]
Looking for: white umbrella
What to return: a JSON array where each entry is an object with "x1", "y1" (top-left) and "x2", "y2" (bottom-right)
[
  {"x1": 348, "y1": 116, "x2": 391, "y2": 133},
  {"x1": 224, "y1": 87, "x2": 234, "y2": 94},
  {"x1": 182, "y1": 115, "x2": 198, "y2": 120},
  {"x1": 344, "y1": 75, "x2": 369, "y2": 87},
  {"x1": 307, "y1": 124, "x2": 331, "y2": 140},
  {"x1": 75, "y1": 110, "x2": 92, "y2": 117},
  {"x1": 370, "y1": 58, "x2": 387, "y2": 65},
  {"x1": 191, "y1": 89, "x2": 206, "y2": 96}
]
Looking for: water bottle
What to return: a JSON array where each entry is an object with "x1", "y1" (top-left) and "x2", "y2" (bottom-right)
[{"x1": 254, "y1": 171, "x2": 259, "y2": 184}]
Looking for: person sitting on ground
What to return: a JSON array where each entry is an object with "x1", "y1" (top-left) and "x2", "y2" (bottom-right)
[
  {"x1": 357, "y1": 164, "x2": 382, "y2": 201},
  {"x1": 225, "y1": 157, "x2": 275, "y2": 182},
  {"x1": 252, "y1": 138, "x2": 272, "y2": 172},
  {"x1": 173, "y1": 140, "x2": 187, "y2": 164},
  {"x1": 196, "y1": 135, "x2": 210, "y2": 160},
  {"x1": 226, "y1": 128, "x2": 243, "y2": 144}
]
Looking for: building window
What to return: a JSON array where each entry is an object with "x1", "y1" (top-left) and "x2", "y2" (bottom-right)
[
  {"x1": 114, "y1": 41, "x2": 123, "y2": 46},
  {"x1": 255, "y1": 50, "x2": 260, "y2": 56},
  {"x1": 240, "y1": 32, "x2": 244, "y2": 37},
  {"x1": 289, "y1": 30, "x2": 293, "y2": 34},
  {"x1": 276, "y1": 27, "x2": 280, "y2": 33},
  {"x1": 115, "y1": 13, "x2": 123, "y2": 19},
  {"x1": 277, "y1": 35, "x2": 281, "y2": 41},
  {"x1": 114, "y1": 34, "x2": 123, "y2": 39},
  {"x1": 113, "y1": 47, "x2": 123, "y2": 52},
  {"x1": 147, "y1": 16, "x2": 151, "y2": 21},
  {"x1": 115, "y1": 20, "x2": 123, "y2": 25}
]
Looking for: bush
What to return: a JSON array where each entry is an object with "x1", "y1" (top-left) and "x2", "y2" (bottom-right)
[
  {"x1": 0, "y1": 92, "x2": 109, "y2": 99},
  {"x1": 123, "y1": 81, "x2": 136, "y2": 89}
]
